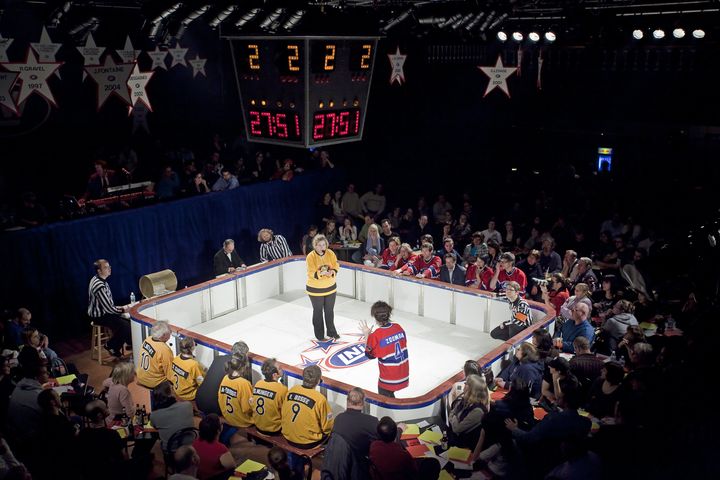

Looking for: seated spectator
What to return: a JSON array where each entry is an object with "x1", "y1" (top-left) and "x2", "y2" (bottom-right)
[
  {"x1": 599, "y1": 300, "x2": 639, "y2": 354},
  {"x1": 532, "y1": 328, "x2": 555, "y2": 364},
  {"x1": 282, "y1": 365, "x2": 333, "y2": 449},
  {"x1": 358, "y1": 215, "x2": 376, "y2": 244},
  {"x1": 632, "y1": 290, "x2": 656, "y2": 324},
  {"x1": 196, "y1": 341, "x2": 249, "y2": 416},
  {"x1": 252, "y1": 358, "x2": 287, "y2": 435},
  {"x1": 136, "y1": 321, "x2": 174, "y2": 390},
  {"x1": 448, "y1": 360, "x2": 481, "y2": 408},
  {"x1": 379, "y1": 237, "x2": 401, "y2": 270},
  {"x1": 448, "y1": 374, "x2": 489, "y2": 449},
  {"x1": 396, "y1": 242, "x2": 441, "y2": 279},
  {"x1": 435, "y1": 237, "x2": 462, "y2": 262},
  {"x1": 101, "y1": 361, "x2": 136, "y2": 419},
  {"x1": 168, "y1": 337, "x2": 205, "y2": 401},
  {"x1": 480, "y1": 220, "x2": 502, "y2": 245},
  {"x1": 558, "y1": 283, "x2": 593, "y2": 320},
  {"x1": 339, "y1": 217, "x2": 357, "y2": 243},
  {"x1": 379, "y1": 218, "x2": 396, "y2": 245},
  {"x1": 301, "y1": 225, "x2": 318, "y2": 256},
  {"x1": 541, "y1": 357, "x2": 572, "y2": 406},
  {"x1": 523, "y1": 226, "x2": 542, "y2": 254},
  {"x1": 595, "y1": 235, "x2": 632, "y2": 272},
  {"x1": 586, "y1": 361, "x2": 624, "y2": 419},
  {"x1": 592, "y1": 274, "x2": 620, "y2": 319},
  {"x1": 360, "y1": 184, "x2": 386, "y2": 219},
  {"x1": 218, "y1": 355, "x2": 254, "y2": 436},
  {"x1": 463, "y1": 232, "x2": 488, "y2": 264},
  {"x1": 440, "y1": 253, "x2": 466, "y2": 286},
  {"x1": 553, "y1": 302, "x2": 595, "y2": 354},
  {"x1": 268, "y1": 447, "x2": 303, "y2": 480},
  {"x1": 613, "y1": 325, "x2": 646, "y2": 365},
  {"x1": 465, "y1": 254, "x2": 494, "y2": 290},
  {"x1": 77, "y1": 400, "x2": 127, "y2": 480},
  {"x1": 16, "y1": 192, "x2": 47, "y2": 227},
  {"x1": 331, "y1": 191, "x2": 344, "y2": 223},
  {"x1": 34, "y1": 389, "x2": 76, "y2": 479},
  {"x1": 517, "y1": 249, "x2": 543, "y2": 298},
  {"x1": 0, "y1": 356, "x2": 14, "y2": 430},
  {"x1": 490, "y1": 252, "x2": 528, "y2": 296},
  {"x1": 213, "y1": 239, "x2": 246, "y2": 277},
  {"x1": 21, "y1": 327, "x2": 62, "y2": 374},
  {"x1": 272, "y1": 158, "x2": 295, "y2": 181},
  {"x1": 149, "y1": 380, "x2": 195, "y2": 452},
  {"x1": 569, "y1": 336, "x2": 605, "y2": 392},
  {"x1": 432, "y1": 195, "x2": 452, "y2": 224},
  {"x1": 316, "y1": 192, "x2": 334, "y2": 227},
  {"x1": 540, "y1": 273, "x2": 570, "y2": 317},
  {"x1": 251, "y1": 152, "x2": 272, "y2": 181},
  {"x1": 398, "y1": 208, "x2": 415, "y2": 237},
  {"x1": 211, "y1": 168, "x2": 239, "y2": 191},
  {"x1": 258, "y1": 228, "x2": 293, "y2": 262},
  {"x1": 341, "y1": 184, "x2": 363, "y2": 222},
  {"x1": 7, "y1": 349, "x2": 46, "y2": 454},
  {"x1": 192, "y1": 414, "x2": 237, "y2": 480},
  {"x1": 407, "y1": 215, "x2": 432, "y2": 249},
  {"x1": 369, "y1": 416, "x2": 440, "y2": 480},
  {"x1": 156, "y1": 166, "x2": 181, "y2": 200},
  {"x1": 393, "y1": 243, "x2": 416, "y2": 272},
  {"x1": 495, "y1": 342, "x2": 544, "y2": 399},
  {"x1": 572, "y1": 257, "x2": 599, "y2": 293},
  {"x1": 490, "y1": 282, "x2": 534, "y2": 341},
  {"x1": 539, "y1": 237, "x2": 563, "y2": 274},
  {"x1": 352, "y1": 224, "x2": 385, "y2": 265},
  {"x1": 5, "y1": 308, "x2": 32, "y2": 350},
  {"x1": 322, "y1": 219, "x2": 340, "y2": 244},
  {"x1": 187, "y1": 172, "x2": 209, "y2": 195},
  {"x1": 169, "y1": 445, "x2": 201, "y2": 480},
  {"x1": 453, "y1": 213, "x2": 473, "y2": 246},
  {"x1": 561, "y1": 249, "x2": 579, "y2": 282}
]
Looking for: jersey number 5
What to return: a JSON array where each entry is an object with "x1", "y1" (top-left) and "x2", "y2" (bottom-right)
[{"x1": 225, "y1": 396, "x2": 234, "y2": 414}]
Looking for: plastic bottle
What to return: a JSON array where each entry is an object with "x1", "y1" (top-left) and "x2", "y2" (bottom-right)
[
  {"x1": 441, "y1": 433, "x2": 448, "y2": 450},
  {"x1": 130, "y1": 292, "x2": 136, "y2": 303},
  {"x1": 609, "y1": 351, "x2": 617, "y2": 363}
]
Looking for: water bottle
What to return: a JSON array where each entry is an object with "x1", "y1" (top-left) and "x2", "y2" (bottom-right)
[
  {"x1": 130, "y1": 292, "x2": 136, "y2": 303},
  {"x1": 609, "y1": 351, "x2": 617, "y2": 363}
]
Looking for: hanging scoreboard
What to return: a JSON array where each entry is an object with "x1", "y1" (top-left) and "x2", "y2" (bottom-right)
[{"x1": 227, "y1": 36, "x2": 379, "y2": 148}]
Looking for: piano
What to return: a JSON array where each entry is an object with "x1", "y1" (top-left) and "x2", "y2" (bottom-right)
[
  {"x1": 78, "y1": 181, "x2": 155, "y2": 208},
  {"x1": 106, "y1": 181, "x2": 153, "y2": 194}
]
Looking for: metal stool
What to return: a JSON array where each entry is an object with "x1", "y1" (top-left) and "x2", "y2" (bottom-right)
[{"x1": 90, "y1": 321, "x2": 112, "y2": 364}]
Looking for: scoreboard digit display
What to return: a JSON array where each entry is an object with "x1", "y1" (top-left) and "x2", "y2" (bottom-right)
[{"x1": 226, "y1": 36, "x2": 379, "y2": 148}]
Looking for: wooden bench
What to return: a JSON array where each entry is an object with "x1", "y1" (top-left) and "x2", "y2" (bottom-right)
[{"x1": 245, "y1": 426, "x2": 324, "y2": 478}]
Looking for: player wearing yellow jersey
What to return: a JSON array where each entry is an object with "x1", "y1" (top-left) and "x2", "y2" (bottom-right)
[
  {"x1": 218, "y1": 355, "x2": 253, "y2": 429},
  {"x1": 136, "y1": 321, "x2": 174, "y2": 389},
  {"x1": 167, "y1": 337, "x2": 206, "y2": 401},
  {"x1": 252, "y1": 358, "x2": 287, "y2": 435},
  {"x1": 281, "y1": 365, "x2": 334, "y2": 449}
]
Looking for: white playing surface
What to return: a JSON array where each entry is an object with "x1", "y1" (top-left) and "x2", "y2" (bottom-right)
[{"x1": 186, "y1": 291, "x2": 504, "y2": 398}]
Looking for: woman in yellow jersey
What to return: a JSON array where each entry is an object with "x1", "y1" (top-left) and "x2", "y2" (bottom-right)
[
  {"x1": 306, "y1": 234, "x2": 340, "y2": 341},
  {"x1": 218, "y1": 355, "x2": 254, "y2": 431},
  {"x1": 168, "y1": 337, "x2": 205, "y2": 401}
]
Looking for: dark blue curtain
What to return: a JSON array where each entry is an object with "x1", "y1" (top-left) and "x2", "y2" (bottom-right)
[{"x1": 0, "y1": 170, "x2": 345, "y2": 337}]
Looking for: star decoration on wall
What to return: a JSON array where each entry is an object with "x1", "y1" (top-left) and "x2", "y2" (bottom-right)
[
  {"x1": 0, "y1": 71, "x2": 19, "y2": 115},
  {"x1": 0, "y1": 34, "x2": 14, "y2": 63},
  {"x1": 145, "y1": 47, "x2": 169, "y2": 70},
  {"x1": 127, "y1": 64, "x2": 154, "y2": 111},
  {"x1": 30, "y1": 27, "x2": 62, "y2": 79},
  {"x1": 387, "y1": 46, "x2": 407, "y2": 85},
  {"x1": 115, "y1": 36, "x2": 140, "y2": 64},
  {"x1": 2, "y1": 49, "x2": 62, "y2": 107},
  {"x1": 77, "y1": 33, "x2": 104, "y2": 67},
  {"x1": 188, "y1": 55, "x2": 207, "y2": 78},
  {"x1": 478, "y1": 56, "x2": 518, "y2": 98},
  {"x1": 168, "y1": 44, "x2": 188, "y2": 68},
  {"x1": 85, "y1": 56, "x2": 134, "y2": 110}
]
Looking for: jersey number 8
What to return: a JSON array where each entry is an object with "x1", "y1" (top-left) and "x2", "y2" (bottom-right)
[{"x1": 255, "y1": 397, "x2": 265, "y2": 415}]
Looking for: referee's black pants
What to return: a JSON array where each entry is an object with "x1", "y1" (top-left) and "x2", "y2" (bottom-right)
[
  {"x1": 309, "y1": 293, "x2": 337, "y2": 340},
  {"x1": 93, "y1": 313, "x2": 131, "y2": 351}
]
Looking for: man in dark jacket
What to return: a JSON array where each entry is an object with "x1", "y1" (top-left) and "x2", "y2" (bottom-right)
[
  {"x1": 213, "y1": 239, "x2": 246, "y2": 276},
  {"x1": 439, "y1": 253, "x2": 466, "y2": 286}
]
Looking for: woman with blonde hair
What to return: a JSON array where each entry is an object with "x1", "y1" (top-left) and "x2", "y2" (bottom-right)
[
  {"x1": 448, "y1": 374, "x2": 490, "y2": 449},
  {"x1": 168, "y1": 337, "x2": 206, "y2": 401},
  {"x1": 306, "y1": 234, "x2": 340, "y2": 341},
  {"x1": 101, "y1": 361, "x2": 137, "y2": 419},
  {"x1": 558, "y1": 282, "x2": 593, "y2": 320},
  {"x1": 352, "y1": 223, "x2": 385, "y2": 264}
]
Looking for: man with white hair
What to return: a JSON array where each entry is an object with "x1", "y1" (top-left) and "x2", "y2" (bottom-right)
[
  {"x1": 553, "y1": 303, "x2": 595, "y2": 354},
  {"x1": 136, "y1": 320, "x2": 174, "y2": 389}
]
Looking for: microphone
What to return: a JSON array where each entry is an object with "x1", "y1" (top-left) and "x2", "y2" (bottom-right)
[{"x1": 122, "y1": 168, "x2": 131, "y2": 175}]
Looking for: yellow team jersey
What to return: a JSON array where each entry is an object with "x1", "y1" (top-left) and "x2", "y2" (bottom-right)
[
  {"x1": 281, "y1": 385, "x2": 334, "y2": 445},
  {"x1": 167, "y1": 355, "x2": 205, "y2": 401},
  {"x1": 136, "y1": 336, "x2": 174, "y2": 388},
  {"x1": 252, "y1": 379, "x2": 288, "y2": 434},
  {"x1": 218, "y1": 374, "x2": 254, "y2": 428},
  {"x1": 305, "y1": 250, "x2": 339, "y2": 297}
]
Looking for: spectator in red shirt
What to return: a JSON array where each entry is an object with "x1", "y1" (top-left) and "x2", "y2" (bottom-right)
[
  {"x1": 369, "y1": 417, "x2": 440, "y2": 480},
  {"x1": 490, "y1": 252, "x2": 528, "y2": 295},
  {"x1": 465, "y1": 255, "x2": 494, "y2": 290},
  {"x1": 393, "y1": 243, "x2": 416, "y2": 272},
  {"x1": 541, "y1": 273, "x2": 570, "y2": 317},
  {"x1": 396, "y1": 243, "x2": 441, "y2": 279},
  {"x1": 379, "y1": 236, "x2": 401, "y2": 270},
  {"x1": 192, "y1": 414, "x2": 237, "y2": 480}
]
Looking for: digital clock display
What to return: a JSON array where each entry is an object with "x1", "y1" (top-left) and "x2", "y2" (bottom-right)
[
  {"x1": 248, "y1": 109, "x2": 302, "y2": 141},
  {"x1": 311, "y1": 108, "x2": 361, "y2": 142},
  {"x1": 237, "y1": 42, "x2": 305, "y2": 75}
]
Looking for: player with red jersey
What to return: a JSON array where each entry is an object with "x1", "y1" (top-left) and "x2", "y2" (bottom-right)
[
  {"x1": 490, "y1": 252, "x2": 527, "y2": 295},
  {"x1": 396, "y1": 242, "x2": 441, "y2": 279},
  {"x1": 359, "y1": 301, "x2": 409, "y2": 397}
]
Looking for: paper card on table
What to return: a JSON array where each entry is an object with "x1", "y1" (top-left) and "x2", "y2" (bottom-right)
[
  {"x1": 405, "y1": 438, "x2": 420, "y2": 446},
  {"x1": 236, "y1": 459, "x2": 265, "y2": 474},
  {"x1": 439, "y1": 470, "x2": 454, "y2": 480},
  {"x1": 402, "y1": 424, "x2": 420, "y2": 435},
  {"x1": 406, "y1": 444, "x2": 430, "y2": 458},
  {"x1": 430, "y1": 425, "x2": 443, "y2": 434},
  {"x1": 418, "y1": 430, "x2": 443, "y2": 444},
  {"x1": 55, "y1": 374, "x2": 77, "y2": 385},
  {"x1": 447, "y1": 446, "x2": 472, "y2": 462},
  {"x1": 417, "y1": 420, "x2": 430, "y2": 428}
]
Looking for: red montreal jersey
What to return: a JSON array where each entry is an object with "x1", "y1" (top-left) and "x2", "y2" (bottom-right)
[
  {"x1": 365, "y1": 323, "x2": 409, "y2": 392},
  {"x1": 407, "y1": 254, "x2": 442, "y2": 279},
  {"x1": 497, "y1": 267, "x2": 527, "y2": 293},
  {"x1": 465, "y1": 265, "x2": 494, "y2": 290},
  {"x1": 395, "y1": 253, "x2": 416, "y2": 272},
  {"x1": 380, "y1": 248, "x2": 400, "y2": 270}
]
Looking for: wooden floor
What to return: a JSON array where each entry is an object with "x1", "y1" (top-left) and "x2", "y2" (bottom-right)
[{"x1": 60, "y1": 340, "x2": 324, "y2": 479}]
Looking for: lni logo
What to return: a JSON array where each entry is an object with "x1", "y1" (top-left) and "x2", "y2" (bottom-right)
[{"x1": 324, "y1": 343, "x2": 371, "y2": 369}]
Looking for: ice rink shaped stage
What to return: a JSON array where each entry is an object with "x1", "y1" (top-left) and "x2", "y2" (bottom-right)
[{"x1": 130, "y1": 257, "x2": 553, "y2": 421}]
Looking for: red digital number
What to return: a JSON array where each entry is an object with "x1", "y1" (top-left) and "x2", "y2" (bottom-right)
[
  {"x1": 353, "y1": 110, "x2": 360, "y2": 134},
  {"x1": 260, "y1": 111, "x2": 273, "y2": 136},
  {"x1": 294, "y1": 114, "x2": 301, "y2": 138},
  {"x1": 339, "y1": 111, "x2": 350, "y2": 136},
  {"x1": 327, "y1": 113, "x2": 338, "y2": 137},
  {"x1": 249, "y1": 111, "x2": 262, "y2": 135},
  {"x1": 275, "y1": 113, "x2": 288, "y2": 138},
  {"x1": 313, "y1": 114, "x2": 325, "y2": 140}
]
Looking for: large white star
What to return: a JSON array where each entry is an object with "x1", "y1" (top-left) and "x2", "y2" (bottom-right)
[
  {"x1": 188, "y1": 55, "x2": 207, "y2": 78},
  {"x1": 31, "y1": 26, "x2": 62, "y2": 79},
  {"x1": 127, "y1": 64, "x2": 154, "y2": 111},
  {"x1": 0, "y1": 34, "x2": 14, "y2": 63},
  {"x1": 3, "y1": 48, "x2": 62, "y2": 107},
  {"x1": 387, "y1": 47, "x2": 407, "y2": 85},
  {"x1": 0, "y1": 71, "x2": 19, "y2": 115},
  {"x1": 478, "y1": 56, "x2": 518, "y2": 98},
  {"x1": 145, "y1": 47, "x2": 169, "y2": 70},
  {"x1": 77, "y1": 33, "x2": 104, "y2": 66},
  {"x1": 85, "y1": 56, "x2": 134, "y2": 110},
  {"x1": 168, "y1": 44, "x2": 188, "y2": 68},
  {"x1": 115, "y1": 36, "x2": 140, "y2": 64}
]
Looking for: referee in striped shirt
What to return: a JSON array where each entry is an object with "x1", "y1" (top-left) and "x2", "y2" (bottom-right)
[
  {"x1": 88, "y1": 259, "x2": 132, "y2": 357},
  {"x1": 258, "y1": 228, "x2": 293, "y2": 262}
]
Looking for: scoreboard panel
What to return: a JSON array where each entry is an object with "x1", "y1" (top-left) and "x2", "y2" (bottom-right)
[{"x1": 227, "y1": 36, "x2": 379, "y2": 148}]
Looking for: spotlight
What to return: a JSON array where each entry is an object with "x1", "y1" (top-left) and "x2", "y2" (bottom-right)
[
  {"x1": 451, "y1": 13, "x2": 474, "y2": 30},
  {"x1": 497, "y1": 31, "x2": 508, "y2": 42},
  {"x1": 545, "y1": 31, "x2": 556, "y2": 42},
  {"x1": 652, "y1": 29, "x2": 665, "y2": 39},
  {"x1": 512, "y1": 32, "x2": 523, "y2": 41},
  {"x1": 260, "y1": 8, "x2": 284, "y2": 30},
  {"x1": 439, "y1": 14, "x2": 463, "y2": 29},
  {"x1": 528, "y1": 32, "x2": 540, "y2": 42},
  {"x1": 235, "y1": 8, "x2": 261, "y2": 28},
  {"x1": 283, "y1": 10, "x2": 305, "y2": 31},
  {"x1": 692, "y1": 29, "x2": 705, "y2": 39},
  {"x1": 381, "y1": 9, "x2": 413, "y2": 33},
  {"x1": 673, "y1": 28, "x2": 685, "y2": 39},
  {"x1": 632, "y1": 29, "x2": 644, "y2": 40},
  {"x1": 488, "y1": 12, "x2": 508, "y2": 31},
  {"x1": 209, "y1": 5, "x2": 237, "y2": 29},
  {"x1": 465, "y1": 12, "x2": 486, "y2": 31}
]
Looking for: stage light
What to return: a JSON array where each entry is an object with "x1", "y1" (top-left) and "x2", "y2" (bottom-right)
[
  {"x1": 465, "y1": 12, "x2": 486, "y2": 31},
  {"x1": 235, "y1": 8, "x2": 261, "y2": 28},
  {"x1": 528, "y1": 32, "x2": 540, "y2": 42},
  {"x1": 632, "y1": 29, "x2": 644, "y2": 40},
  {"x1": 497, "y1": 31, "x2": 508, "y2": 42},
  {"x1": 209, "y1": 5, "x2": 237, "y2": 29},
  {"x1": 512, "y1": 32, "x2": 523, "y2": 41},
  {"x1": 283, "y1": 10, "x2": 305, "y2": 31},
  {"x1": 652, "y1": 29, "x2": 665, "y2": 39},
  {"x1": 545, "y1": 31, "x2": 556, "y2": 42},
  {"x1": 692, "y1": 29, "x2": 705, "y2": 39},
  {"x1": 381, "y1": 9, "x2": 413, "y2": 33},
  {"x1": 439, "y1": 14, "x2": 463, "y2": 29},
  {"x1": 451, "y1": 13, "x2": 474, "y2": 30},
  {"x1": 672, "y1": 28, "x2": 685, "y2": 39},
  {"x1": 260, "y1": 8, "x2": 284, "y2": 30}
]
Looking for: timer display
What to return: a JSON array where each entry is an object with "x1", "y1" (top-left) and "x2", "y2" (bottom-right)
[
  {"x1": 311, "y1": 109, "x2": 361, "y2": 141},
  {"x1": 248, "y1": 110, "x2": 302, "y2": 141}
]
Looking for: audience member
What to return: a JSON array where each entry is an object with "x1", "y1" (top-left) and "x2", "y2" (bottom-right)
[
  {"x1": 490, "y1": 252, "x2": 528, "y2": 296},
  {"x1": 211, "y1": 168, "x2": 239, "y2": 191},
  {"x1": 495, "y1": 342, "x2": 544, "y2": 399},
  {"x1": 406, "y1": 214, "x2": 432, "y2": 248},
  {"x1": 440, "y1": 252, "x2": 466, "y2": 286},
  {"x1": 448, "y1": 374, "x2": 489, "y2": 449},
  {"x1": 393, "y1": 243, "x2": 416, "y2": 272},
  {"x1": 379, "y1": 237, "x2": 401, "y2": 270},
  {"x1": 463, "y1": 232, "x2": 488, "y2": 264},
  {"x1": 34, "y1": 389, "x2": 76, "y2": 479},
  {"x1": 341, "y1": 184, "x2": 363, "y2": 222},
  {"x1": 501, "y1": 220, "x2": 517, "y2": 250},
  {"x1": 396, "y1": 242, "x2": 441, "y2": 279},
  {"x1": 301, "y1": 225, "x2": 319, "y2": 256},
  {"x1": 448, "y1": 360, "x2": 481, "y2": 407},
  {"x1": 357, "y1": 215, "x2": 376, "y2": 244},
  {"x1": 353, "y1": 224, "x2": 385, "y2": 265},
  {"x1": 378, "y1": 218, "x2": 395, "y2": 245},
  {"x1": 554, "y1": 303, "x2": 595, "y2": 354},
  {"x1": 101, "y1": 361, "x2": 136, "y2": 419},
  {"x1": 480, "y1": 220, "x2": 502, "y2": 245},
  {"x1": 453, "y1": 213, "x2": 473, "y2": 246},
  {"x1": 339, "y1": 217, "x2": 358, "y2": 242},
  {"x1": 282, "y1": 365, "x2": 333, "y2": 448},
  {"x1": 599, "y1": 300, "x2": 639, "y2": 354},
  {"x1": 539, "y1": 237, "x2": 563, "y2": 274},
  {"x1": 252, "y1": 358, "x2": 287, "y2": 435},
  {"x1": 558, "y1": 283, "x2": 594, "y2": 320},
  {"x1": 586, "y1": 361, "x2": 624, "y2": 419},
  {"x1": 561, "y1": 249, "x2": 579, "y2": 281},
  {"x1": 77, "y1": 400, "x2": 126, "y2": 480},
  {"x1": 369, "y1": 416, "x2": 439, "y2": 480},
  {"x1": 331, "y1": 191, "x2": 344, "y2": 223},
  {"x1": 541, "y1": 273, "x2": 570, "y2": 317},
  {"x1": 323, "y1": 219, "x2": 340, "y2": 244},
  {"x1": 213, "y1": 239, "x2": 246, "y2": 276},
  {"x1": 169, "y1": 445, "x2": 201, "y2": 480},
  {"x1": 465, "y1": 254, "x2": 493, "y2": 290},
  {"x1": 517, "y1": 249, "x2": 543, "y2": 298},
  {"x1": 192, "y1": 414, "x2": 236, "y2": 480},
  {"x1": 317, "y1": 193, "x2": 334, "y2": 227},
  {"x1": 572, "y1": 257, "x2": 599, "y2": 292},
  {"x1": 7, "y1": 350, "x2": 47, "y2": 457},
  {"x1": 150, "y1": 380, "x2": 195, "y2": 451},
  {"x1": 156, "y1": 166, "x2": 181, "y2": 200},
  {"x1": 435, "y1": 237, "x2": 462, "y2": 261},
  {"x1": 541, "y1": 357, "x2": 572, "y2": 406},
  {"x1": 267, "y1": 447, "x2": 302, "y2": 480},
  {"x1": 432, "y1": 195, "x2": 452, "y2": 224},
  {"x1": 569, "y1": 336, "x2": 605, "y2": 391},
  {"x1": 168, "y1": 337, "x2": 205, "y2": 401},
  {"x1": 360, "y1": 184, "x2": 386, "y2": 218}
]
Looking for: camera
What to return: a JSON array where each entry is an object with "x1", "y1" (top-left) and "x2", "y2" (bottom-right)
[{"x1": 533, "y1": 277, "x2": 549, "y2": 288}]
